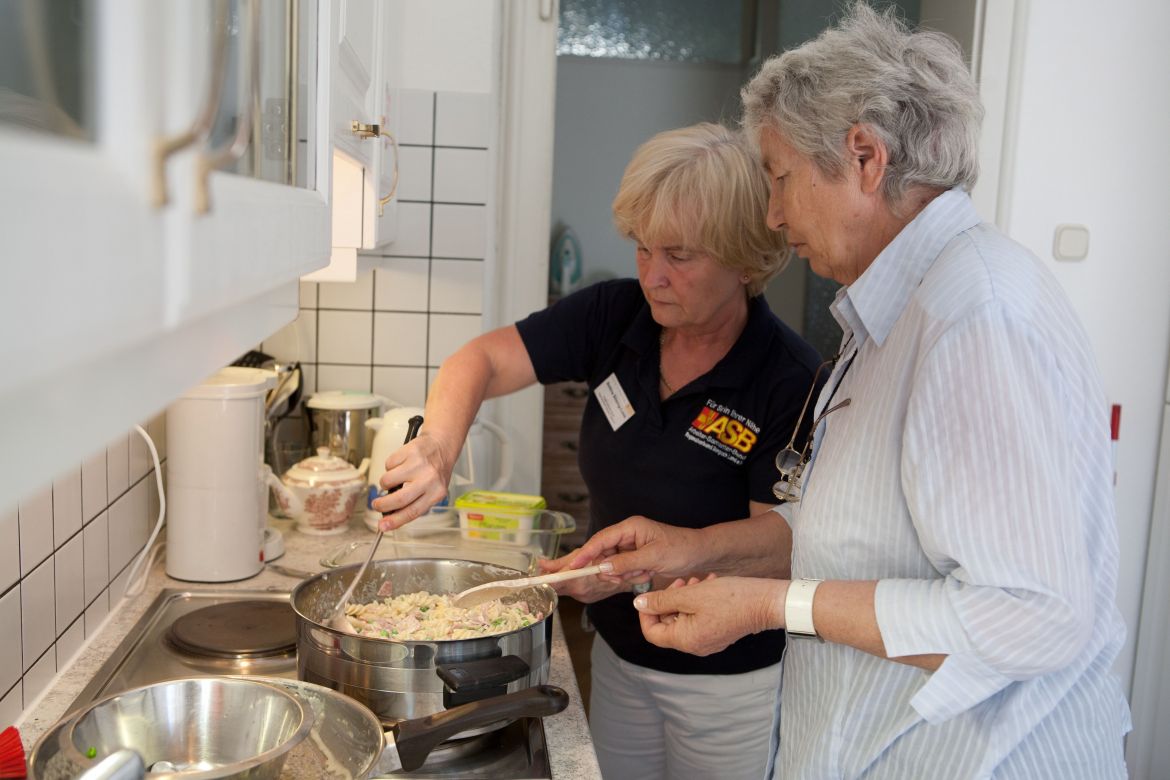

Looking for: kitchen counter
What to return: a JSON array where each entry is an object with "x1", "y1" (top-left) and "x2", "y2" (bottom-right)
[{"x1": 18, "y1": 518, "x2": 602, "y2": 779}]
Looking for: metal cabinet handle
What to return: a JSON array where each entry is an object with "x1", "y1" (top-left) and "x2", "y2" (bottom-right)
[
  {"x1": 563, "y1": 387, "x2": 588, "y2": 400},
  {"x1": 556, "y1": 492, "x2": 588, "y2": 503},
  {"x1": 561, "y1": 440, "x2": 578, "y2": 452},
  {"x1": 151, "y1": 0, "x2": 230, "y2": 207},
  {"x1": 352, "y1": 121, "x2": 401, "y2": 216},
  {"x1": 195, "y1": 0, "x2": 262, "y2": 214}
]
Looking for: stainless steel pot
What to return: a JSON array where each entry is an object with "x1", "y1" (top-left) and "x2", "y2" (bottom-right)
[{"x1": 289, "y1": 558, "x2": 557, "y2": 733}]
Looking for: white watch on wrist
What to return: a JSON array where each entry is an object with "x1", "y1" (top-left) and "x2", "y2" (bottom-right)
[{"x1": 784, "y1": 578, "x2": 823, "y2": 637}]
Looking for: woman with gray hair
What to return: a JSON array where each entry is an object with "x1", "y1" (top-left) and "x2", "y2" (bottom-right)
[{"x1": 570, "y1": 3, "x2": 1131, "y2": 777}]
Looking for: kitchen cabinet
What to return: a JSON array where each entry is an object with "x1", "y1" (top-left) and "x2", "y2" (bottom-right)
[
  {"x1": 310, "y1": 0, "x2": 400, "y2": 282},
  {"x1": 0, "y1": 0, "x2": 332, "y2": 506}
]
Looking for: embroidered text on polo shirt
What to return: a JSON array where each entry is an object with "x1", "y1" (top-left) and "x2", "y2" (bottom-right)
[{"x1": 686, "y1": 400, "x2": 760, "y2": 464}]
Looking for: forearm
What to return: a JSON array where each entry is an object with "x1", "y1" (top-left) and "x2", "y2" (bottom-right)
[
  {"x1": 809, "y1": 580, "x2": 944, "y2": 671},
  {"x1": 420, "y1": 326, "x2": 536, "y2": 465},
  {"x1": 694, "y1": 510, "x2": 792, "y2": 579}
]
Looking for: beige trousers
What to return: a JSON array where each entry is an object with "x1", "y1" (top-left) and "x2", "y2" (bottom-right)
[{"x1": 588, "y1": 636, "x2": 783, "y2": 780}]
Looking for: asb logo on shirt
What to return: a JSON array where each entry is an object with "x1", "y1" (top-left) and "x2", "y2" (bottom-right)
[{"x1": 686, "y1": 400, "x2": 760, "y2": 465}]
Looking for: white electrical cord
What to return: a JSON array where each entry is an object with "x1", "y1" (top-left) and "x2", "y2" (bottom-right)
[{"x1": 122, "y1": 424, "x2": 167, "y2": 599}]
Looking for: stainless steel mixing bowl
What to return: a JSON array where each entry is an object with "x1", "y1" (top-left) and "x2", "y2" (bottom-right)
[{"x1": 57, "y1": 677, "x2": 314, "y2": 779}]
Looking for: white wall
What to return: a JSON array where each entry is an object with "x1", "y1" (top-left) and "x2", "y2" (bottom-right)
[
  {"x1": 551, "y1": 57, "x2": 745, "y2": 283},
  {"x1": 990, "y1": 0, "x2": 1170, "y2": 696}
]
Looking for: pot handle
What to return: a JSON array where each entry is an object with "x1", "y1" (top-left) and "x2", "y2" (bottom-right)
[
  {"x1": 437, "y1": 655, "x2": 530, "y2": 691},
  {"x1": 392, "y1": 685, "x2": 569, "y2": 772}
]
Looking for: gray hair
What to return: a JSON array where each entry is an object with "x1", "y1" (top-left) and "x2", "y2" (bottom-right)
[{"x1": 741, "y1": 2, "x2": 983, "y2": 207}]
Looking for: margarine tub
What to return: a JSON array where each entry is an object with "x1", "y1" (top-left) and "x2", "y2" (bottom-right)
[{"x1": 455, "y1": 490, "x2": 548, "y2": 546}]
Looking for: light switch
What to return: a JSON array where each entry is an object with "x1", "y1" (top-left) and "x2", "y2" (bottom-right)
[{"x1": 1053, "y1": 224, "x2": 1090, "y2": 261}]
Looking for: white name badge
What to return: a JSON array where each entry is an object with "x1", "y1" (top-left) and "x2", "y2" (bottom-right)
[{"x1": 594, "y1": 373, "x2": 635, "y2": 431}]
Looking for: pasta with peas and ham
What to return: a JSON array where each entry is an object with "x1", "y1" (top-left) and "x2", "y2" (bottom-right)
[{"x1": 344, "y1": 591, "x2": 543, "y2": 640}]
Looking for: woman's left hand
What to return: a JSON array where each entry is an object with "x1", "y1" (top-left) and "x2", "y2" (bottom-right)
[
  {"x1": 634, "y1": 576, "x2": 787, "y2": 656},
  {"x1": 538, "y1": 549, "x2": 651, "y2": 604}
]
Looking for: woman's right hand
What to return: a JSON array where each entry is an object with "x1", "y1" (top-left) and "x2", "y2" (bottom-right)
[
  {"x1": 567, "y1": 515, "x2": 706, "y2": 584},
  {"x1": 371, "y1": 431, "x2": 456, "y2": 529}
]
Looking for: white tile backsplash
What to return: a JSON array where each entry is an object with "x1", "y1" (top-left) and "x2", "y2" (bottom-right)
[
  {"x1": 317, "y1": 310, "x2": 374, "y2": 364},
  {"x1": 319, "y1": 269, "x2": 375, "y2": 310},
  {"x1": 430, "y1": 259, "x2": 484, "y2": 314},
  {"x1": 373, "y1": 367, "x2": 428, "y2": 408},
  {"x1": 52, "y1": 468, "x2": 82, "y2": 547},
  {"x1": 373, "y1": 312, "x2": 429, "y2": 366},
  {"x1": 107, "y1": 435, "x2": 129, "y2": 500},
  {"x1": 396, "y1": 89, "x2": 435, "y2": 145},
  {"x1": 374, "y1": 258, "x2": 430, "y2": 312},
  {"x1": 0, "y1": 682, "x2": 21, "y2": 728},
  {"x1": 0, "y1": 588, "x2": 22, "y2": 693},
  {"x1": 263, "y1": 309, "x2": 317, "y2": 365},
  {"x1": 85, "y1": 591, "x2": 110, "y2": 639},
  {"x1": 54, "y1": 534, "x2": 85, "y2": 635},
  {"x1": 299, "y1": 281, "x2": 318, "y2": 308},
  {"x1": 0, "y1": 509, "x2": 18, "y2": 593},
  {"x1": 316, "y1": 365, "x2": 373, "y2": 393},
  {"x1": 429, "y1": 314, "x2": 483, "y2": 365},
  {"x1": 108, "y1": 480, "x2": 148, "y2": 576},
  {"x1": 277, "y1": 89, "x2": 494, "y2": 469},
  {"x1": 432, "y1": 204, "x2": 486, "y2": 259},
  {"x1": 20, "y1": 558, "x2": 54, "y2": 674},
  {"x1": 23, "y1": 647, "x2": 56, "y2": 707},
  {"x1": 84, "y1": 511, "x2": 109, "y2": 605},
  {"x1": 433, "y1": 148, "x2": 489, "y2": 203},
  {"x1": 55, "y1": 617, "x2": 85, "y2": 670},
  {"x1": 435, "y1": 93, "x2": 490, "y2": 147},
  {"x1": 130, "y1": 428, "x2": 155, "y2": 485},
  {"x1": 81, "y1": 449, "x2": 107, "y2": 523},
  {"x1": 18, "y1": 486, "x2": 52, "y2": 576},
  {"x1": 396, "y1": 146, "x2": 434, "y2": 201},
  {"x1": 391, "y1": 202, "x2": 432, "y2": 257}
]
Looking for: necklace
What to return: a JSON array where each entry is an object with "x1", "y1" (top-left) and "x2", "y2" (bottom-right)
[{"x1": 658, "y1": 331, "x2": 676, "y2": 394}]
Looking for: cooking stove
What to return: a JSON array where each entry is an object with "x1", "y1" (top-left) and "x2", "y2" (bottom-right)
[{"x1": 71, "y1": 588, "x2": 553, "y2": 779}]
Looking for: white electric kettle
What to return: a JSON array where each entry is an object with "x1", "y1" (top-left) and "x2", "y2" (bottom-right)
[{"x1": 364, "y1": 406, "x2": 513, "y2": 531}]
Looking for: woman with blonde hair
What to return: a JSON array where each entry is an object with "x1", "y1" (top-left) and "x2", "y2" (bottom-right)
[{"x1": 374, "y1": 121, "x2": 822, "y2": 779}]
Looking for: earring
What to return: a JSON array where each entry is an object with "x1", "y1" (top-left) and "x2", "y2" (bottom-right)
[{"x1": 740, "y1": 275, "x2": 750, "y2": 283}]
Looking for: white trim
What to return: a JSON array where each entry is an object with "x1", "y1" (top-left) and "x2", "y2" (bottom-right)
[
  {"x1": 970, "y1": 0, "x2": 1028, "y2": 230},
  {"x1": 1127, "y1": 405, "x2": 1170, "y2": 775},
  {"x1": 490, "y1": 0, "x2": 559, "y2": 493}
]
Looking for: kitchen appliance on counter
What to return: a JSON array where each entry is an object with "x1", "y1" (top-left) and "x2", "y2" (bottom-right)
[
  {"x1": 269, "y1": 447, "x2": 371, "y2": 535},
  {"x1": 166, "y1": 367, "x2": 275, "y2": 582},
  {"x1": 66, "y1": 589, "x2": 557, "y2": 778},
  {"x1": 364, "y1": 407, "x2": 514, "y2": 532},
  {"x1": 305, "y1": 390, "x2": 388, "y2": 468}
]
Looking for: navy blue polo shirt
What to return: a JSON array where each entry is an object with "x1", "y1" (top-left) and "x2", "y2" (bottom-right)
[{"x1": 517, "y1": 279, "x2": 823, "y2": 675}]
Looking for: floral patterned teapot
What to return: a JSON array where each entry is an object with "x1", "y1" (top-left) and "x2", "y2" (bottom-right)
[{"x1": 269, "y1": 447, "x2": 369, "y2": 534}]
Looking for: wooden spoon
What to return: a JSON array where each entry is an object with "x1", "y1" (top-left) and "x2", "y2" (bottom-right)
[{"x1": 450, "y1": 564, "x2": 608, "y2": 609}]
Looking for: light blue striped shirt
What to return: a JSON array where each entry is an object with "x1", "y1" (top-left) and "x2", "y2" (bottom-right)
[{"x1": 777, "y1": 190, "x2": 1132, "y2": 779}]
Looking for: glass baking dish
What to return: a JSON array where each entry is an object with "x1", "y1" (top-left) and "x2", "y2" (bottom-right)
[{"x1": 319, "y1": 508, "x2": 576, "y2": 574}]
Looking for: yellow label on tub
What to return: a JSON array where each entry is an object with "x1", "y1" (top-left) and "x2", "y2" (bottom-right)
[{"x1": 454, "y1": 491, "x2": 547, "y2": 513}]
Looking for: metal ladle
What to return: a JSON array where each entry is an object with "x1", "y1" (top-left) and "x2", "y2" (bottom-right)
[{"x1": 326, "y1": 414, "x2": 423, "y2": 632}]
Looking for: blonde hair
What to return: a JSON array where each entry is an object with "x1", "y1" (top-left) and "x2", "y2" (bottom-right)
[{"x1": 611, "y1": 122, "x2": 789, "y2": 297}]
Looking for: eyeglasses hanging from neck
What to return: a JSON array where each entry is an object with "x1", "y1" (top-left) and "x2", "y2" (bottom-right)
[{"x1": 773, "y1": 337, "x2": 858, "y2": 503}]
